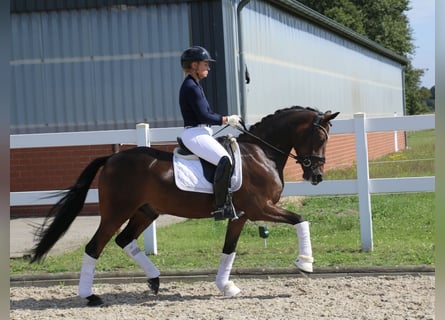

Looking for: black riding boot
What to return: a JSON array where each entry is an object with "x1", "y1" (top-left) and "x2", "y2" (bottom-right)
[{"x1": 212, "y1": 156, "x2": 244, "y2": 221}]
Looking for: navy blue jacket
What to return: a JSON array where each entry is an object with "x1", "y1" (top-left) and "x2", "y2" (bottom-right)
[{"x1": 179, "y1": 75, "x2": 223, "y2": 127}]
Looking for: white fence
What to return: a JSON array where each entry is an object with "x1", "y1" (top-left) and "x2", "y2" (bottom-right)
[{"x1": 10, "y1": 113, "x2": 435, "y2": 252}]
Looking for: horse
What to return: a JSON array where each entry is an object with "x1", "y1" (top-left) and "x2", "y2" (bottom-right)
[{"x1": 30, "y1": 106, "x2": 339, "y2": 306}]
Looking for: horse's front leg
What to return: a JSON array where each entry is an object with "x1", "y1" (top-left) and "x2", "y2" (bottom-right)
[
  {"x1": 262, "y1": 202, "x2": 314, "y2": 273},
  {"x1": 216, "y1": 217, "x2": 247, "y2": 296}
]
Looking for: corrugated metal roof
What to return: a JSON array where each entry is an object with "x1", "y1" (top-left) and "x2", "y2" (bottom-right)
[{"x1": 10, "y1": 0, "x2": 201, "y2": 13}]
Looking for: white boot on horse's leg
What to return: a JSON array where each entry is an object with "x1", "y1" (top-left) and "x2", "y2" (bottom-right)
[
  {"x1": 123, "y1": 240, "x2": 161, "y2": 279},
  {"x1": 294, "y1": 255, "x2": 314, "y2": 273},
  {"x1": 222, "y1": 281, "x2": 241, "y2": 297},
  {"x1": 216, "y1": 252, "x2": 241, "y2": 297},
  {"x1": 78, "y1": 253, "x2": 97, "y2": 298},
  {"x1": 294, "y1": 221, "x2": 314, "y2": 273}
]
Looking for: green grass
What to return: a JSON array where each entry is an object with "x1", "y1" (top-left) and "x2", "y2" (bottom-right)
[
  {"x1": 10, "y1": 130, "x2": 435, "y2": 274},
  {"x1": 324, "y1": 129, "x2": 435, "y2": 180}
]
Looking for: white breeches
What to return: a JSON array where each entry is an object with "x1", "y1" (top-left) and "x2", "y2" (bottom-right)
[{"x1": 181, "y1": 126, "x2": 231, "y2": 166}]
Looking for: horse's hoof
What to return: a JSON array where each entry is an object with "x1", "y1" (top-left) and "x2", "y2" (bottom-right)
[
  {"x1": 294, "y1": 255, "x2": 314, "y2": 273},
  {"x1": 222, "y1": 281, "x2": 241, "y2": 297},
  {"x1": 148, "y1": 277, "x2": 160, "y2": 295},
  {"x1": 86, "y1": 294, "x2": 104, "y2": 307}
]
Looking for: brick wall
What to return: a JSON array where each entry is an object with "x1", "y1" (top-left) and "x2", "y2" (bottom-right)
[
  {"x1": 11, "y1": 131, "x2": 405, "y2": 217},
  {"x1": 10, "y1": 144, "x2": 176, "y2": 217},
  {"x1": 11, "y1": 145, "x2": 114, "y2": 217}
]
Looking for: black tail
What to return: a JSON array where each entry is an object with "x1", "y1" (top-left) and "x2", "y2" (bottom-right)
[{"x1": 30, "y1": 155, "x2": 111, "y2": 263}]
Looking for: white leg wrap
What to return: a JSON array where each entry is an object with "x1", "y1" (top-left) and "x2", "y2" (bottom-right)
[
  {"x1": 123, "y1": 240, "x2": 160, "y2": 279},
  {"x1": 78, "y1": 253, "x2": 97, "y2": 298},
  {"x1": 295, "y1": 221, "x2": 312, "y2": 257},
  {"x1": 216, "y1": 252, "x2": 240, "y2": 296},
  {"x1": 294, "y1": 221, "x2": 314, "y2": 273}
]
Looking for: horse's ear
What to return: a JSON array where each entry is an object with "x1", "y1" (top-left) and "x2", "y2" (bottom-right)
[
  {"x1": 329, "y1": 112, "x2": 340, "y2": 120},
  {"x1": 323, "y1": 111, "x2": 339, "y2": 126},
  {"x1": 325, "y1": 111, "x2": 340, "y2": 121}
]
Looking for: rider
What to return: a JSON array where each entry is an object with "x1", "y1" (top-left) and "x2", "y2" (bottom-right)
[{"x1": 179, "y1": 45, "x2": 243, "y2": 220}]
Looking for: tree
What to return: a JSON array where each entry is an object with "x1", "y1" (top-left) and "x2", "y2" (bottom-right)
[
  {"x1": 425, "y1": 85, "x2": 435, "y2": 111},
  {"x1": 298, "y1": 0, "x2": 428, "y2": 114},
  {"x1": 298, "y1": 0, "x2": 367, "y2": 34}
]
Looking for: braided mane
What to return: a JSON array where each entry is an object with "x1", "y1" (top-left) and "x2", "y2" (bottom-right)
[{"x1": 247, "y1": 106, "x2": 319, "y2": 132}]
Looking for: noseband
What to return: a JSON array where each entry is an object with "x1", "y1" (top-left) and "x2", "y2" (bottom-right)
[{"x1": 234, "y1": 112, "x2": 329, "y2": 169}]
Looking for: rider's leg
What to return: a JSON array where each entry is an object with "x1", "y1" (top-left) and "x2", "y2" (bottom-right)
[
  {"x1": 181, "y1": 127, "x2": 242, "y2": 220},
  {"x1": 180, "y1": 127, "x2": 227, "y2": 165},
  {"x1": 212, "y1": 156, "x2": 244, "y2": 220},
  {"x1": 213, "y1": 156, "x2": 232, "y2": 215}
]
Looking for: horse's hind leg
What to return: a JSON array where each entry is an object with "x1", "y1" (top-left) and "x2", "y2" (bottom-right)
[
  {"x1": 79, "y1": 220, "x2": 123, "y2": 306},
  {"x1": 115, "y1": 204, "x2": 161, "y2": 294}
]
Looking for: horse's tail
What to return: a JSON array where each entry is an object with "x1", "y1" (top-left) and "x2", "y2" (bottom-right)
[{"x1": 30, "y1": 155, "x2": 111, "y2": 263}]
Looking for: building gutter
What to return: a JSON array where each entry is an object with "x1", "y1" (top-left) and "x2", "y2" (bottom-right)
[{"x1": 236, "y1": 0, "x2": 251, "y2": 120}]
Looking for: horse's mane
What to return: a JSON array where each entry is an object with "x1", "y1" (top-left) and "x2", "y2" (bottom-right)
[{"x1": 246, "y1": 106, "x2": 320, "y2": 132}]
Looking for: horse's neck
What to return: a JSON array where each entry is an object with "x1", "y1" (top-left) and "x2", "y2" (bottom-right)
[{"x1": 239, "y1": 134, "x2": 290, "y2": 180}]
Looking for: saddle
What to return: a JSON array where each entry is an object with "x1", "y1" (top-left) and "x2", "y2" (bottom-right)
[{"x1": 176, "y1": 136, "x2": 236, "y2": 184}]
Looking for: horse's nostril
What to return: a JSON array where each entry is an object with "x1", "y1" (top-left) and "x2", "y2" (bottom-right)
[{"x1": 311, "y1": 174, "x2": 322, "y2": 185}]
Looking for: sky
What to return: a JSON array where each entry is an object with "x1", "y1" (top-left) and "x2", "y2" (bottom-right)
[{"x1": 405, "y1": 0, "x2": 435, "y2": 88}]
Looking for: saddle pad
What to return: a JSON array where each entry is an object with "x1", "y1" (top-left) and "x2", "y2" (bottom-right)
[{"x1": 173, "y1": 140, "x2": 242, "y2": 194}]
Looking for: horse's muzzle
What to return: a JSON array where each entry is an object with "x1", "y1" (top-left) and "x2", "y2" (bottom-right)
[
  {"x1": 303, "y1": 169, "x2": 323, "y2": 185},
  {"x1": 311, "y1": 173, "x2": 323, "y2": 185}
]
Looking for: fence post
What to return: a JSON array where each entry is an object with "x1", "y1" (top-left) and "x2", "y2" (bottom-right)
[
  {"x1": 136, "y1": 123, "x2": 158, "y2": 255},
  {"x1": 394, "y1": 112, "x2": 399, "y2": 152},
  {"x1": 354, "y1": 113, "x2": 373, "y2": 252}
]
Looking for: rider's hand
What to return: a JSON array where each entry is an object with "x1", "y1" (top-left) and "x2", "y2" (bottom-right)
[{"x1": 227, "y1": 115, "x2": 241, "y2": 127}]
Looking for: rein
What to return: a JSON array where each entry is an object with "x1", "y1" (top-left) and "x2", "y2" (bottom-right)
[
  {"x1": 234, "y1": 113, "x2": 329, "y2": 168},
  {"x1": 234, "y1": 124, "x2": 300, "y2": 162}
]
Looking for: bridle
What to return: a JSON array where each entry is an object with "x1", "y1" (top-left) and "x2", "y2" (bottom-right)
[
  {"x1": 233, "y1": 112, "x2": 329, "y2": 169},
  {"x1": 295, "y1": 113, "x2": 329, "y2": 169}
]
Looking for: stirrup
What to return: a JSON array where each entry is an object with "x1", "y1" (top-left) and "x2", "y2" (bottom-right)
[{"x1": 211, "y1": 203, "x2": 244, "y2": 221}]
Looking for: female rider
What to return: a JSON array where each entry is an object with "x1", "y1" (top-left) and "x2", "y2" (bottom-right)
[{"x1": 179, "y1": 46, "x2": 243, "y2": 220}]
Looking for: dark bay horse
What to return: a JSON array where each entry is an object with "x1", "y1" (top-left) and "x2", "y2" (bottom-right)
[{"x1": 30, "y1": 106, "x2": 339, "y2": 306}]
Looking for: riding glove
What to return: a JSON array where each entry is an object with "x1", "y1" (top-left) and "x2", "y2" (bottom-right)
[{"x1": 227, "y1": 115, "x2": 242, "y2": 127}]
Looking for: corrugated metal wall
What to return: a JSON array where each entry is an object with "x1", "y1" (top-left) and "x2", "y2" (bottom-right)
[
  {"x1": 11, "y1": 3, "x2": 191, "y2": 133},
  {"x1": 189, "y1": 0, "x2": 233, "y2": 117},
  {"x1": 241, "y1": 0, "x2": 405, "y2": 122},
  {"x1": 11, "y1": 0, "x2": 407, "y2": 134},
  {"x1": 221, "y1": 0, "x2": 241, "y2": 115}
]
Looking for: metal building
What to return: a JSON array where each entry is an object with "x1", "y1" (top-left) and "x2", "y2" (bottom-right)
[
  {"x1": 239, "y1": 0, "x2": 408, "y2": 122},
  {"x1": 10, "y1": 0, "x2": 408, "y2": 134}
]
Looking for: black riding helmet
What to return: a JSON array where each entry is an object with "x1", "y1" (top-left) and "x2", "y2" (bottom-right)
[{"x1": 181, "y1": 46, "x2": 215, "y2": 68}]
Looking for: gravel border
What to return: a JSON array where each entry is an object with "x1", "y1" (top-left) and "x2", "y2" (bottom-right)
[{"x1": 11, "y1": 265, "x2": 434, "y2": 287}]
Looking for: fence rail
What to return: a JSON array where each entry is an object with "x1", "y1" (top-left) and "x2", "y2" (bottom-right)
[{"x1": 10, "y1": 113, "x2": 435, "y2": 252}]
